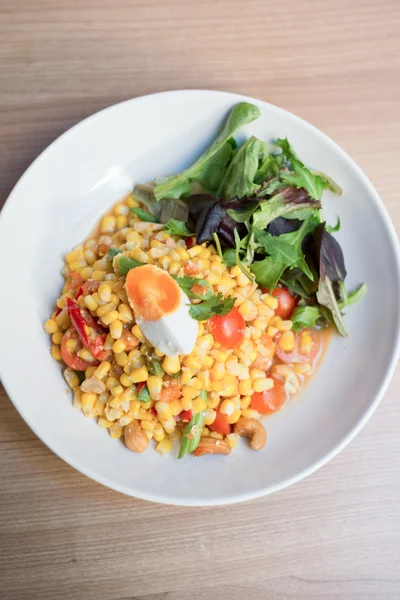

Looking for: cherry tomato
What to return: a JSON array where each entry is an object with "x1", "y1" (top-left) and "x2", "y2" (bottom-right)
[
  {"x1": 250, "y1": 377, "x2": 286, "y2": 414},
  {"x1": 275, "y1": 329, "x2": 321, "y2": 364},
  {"x1": 262, "y1": 287, "x2": 298, "y2": 319},
  {"x1": 209, "y1": 307, "x2": 246, "y2": 349},
  {"x1": 61, "y1": 327, "x2": 96, "y2": 371},
  {"x1": 209, "y1": 406, "x2": 232, "y2": 435}
]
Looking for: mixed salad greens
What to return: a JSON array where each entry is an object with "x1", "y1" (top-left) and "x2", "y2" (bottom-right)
[{"x1": 133, "y1": 102, "x2": 366, "y2": 335}]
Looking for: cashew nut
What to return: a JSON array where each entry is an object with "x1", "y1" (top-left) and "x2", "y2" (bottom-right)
[
  {"x1": 124, "y1": 419, "x2": 149, "y2": 453},
  {"x1": 80, "y1": 376, "x2": 106, "y2": 395},
  {"x1": 193, "y1": 437, "x2": 231, "y2": 457},
  {"x1": 234, "y1": 417, "x2": 267, "y2": 450},
  {"x1": 270, "y1": 364, "x2": 302, "y2": 395}
]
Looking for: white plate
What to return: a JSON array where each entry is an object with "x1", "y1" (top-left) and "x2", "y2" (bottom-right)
[{"x1": 1, "y1": 90, "x2": 399, "y2": 506}]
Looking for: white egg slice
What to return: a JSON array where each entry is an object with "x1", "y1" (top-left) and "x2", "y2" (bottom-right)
[{"x1": 137, "y1": 289, "x2": 198, "y2": 356}]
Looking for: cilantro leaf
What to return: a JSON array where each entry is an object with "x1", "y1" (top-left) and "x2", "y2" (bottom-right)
[
  {"x1": 172, "y1": 276, "x2": 213, "y2": 300},
  {"x1": 188, "y1": 293, "x2": 235, "y2": 321}
]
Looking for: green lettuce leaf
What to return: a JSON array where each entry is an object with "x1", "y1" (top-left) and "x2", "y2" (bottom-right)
[
  {"x1": 164, "y1": 218, "x2": 193, "y2": 237},
  {"x1": 218, "y1": 136, "x2": 262, "y2": 199},
  {"x1": 153, "y1": 102, "x2": 261, "y2": 200},
  {"x1": 250, "y1": 257, "x2": 285, "y2": 290}
]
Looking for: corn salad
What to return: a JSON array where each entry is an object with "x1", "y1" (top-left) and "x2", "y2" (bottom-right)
[{"x1": 45, "y1": 194, "x2": 324, "y2": 458}]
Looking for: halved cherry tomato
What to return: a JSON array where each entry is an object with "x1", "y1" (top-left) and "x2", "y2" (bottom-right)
[
  {"x1": 262, "y1": 286, "x2": 298, "y2": 319},
  {"x1": 250, "y1": 377, "x2": 286, "y2": 414},
  {"x1": 251, "y1": 333, "x2": 275, "y2": 370},
  {"x1": 209, "y1": 307, "x2": 246, "y2": 349},
  {"x1": 275, "y1": 329, "x2": 321, "y2": 364},
  {"x1": 209, "y1": 406, "x2": 232, "y2": 435},
  {"x1": 61, "y1": 327, "x2": 97, "y2": 371}
]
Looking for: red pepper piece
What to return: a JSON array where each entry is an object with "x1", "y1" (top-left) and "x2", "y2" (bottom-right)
[
  {"x1": 176, "y1": 409, "x2": 192, "y2": 423},
  {"x1": 66, "y1": 297, "x2": 89, "y2": 346}
]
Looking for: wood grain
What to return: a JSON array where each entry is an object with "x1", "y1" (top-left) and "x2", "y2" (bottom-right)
[{"x1": 0, "y1": 1, "x2": 399, "y2": 598}]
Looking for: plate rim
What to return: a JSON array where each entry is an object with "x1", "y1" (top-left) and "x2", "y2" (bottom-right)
[{"x1": 1, "y1": 89, "x2": 400, "y2": 506}]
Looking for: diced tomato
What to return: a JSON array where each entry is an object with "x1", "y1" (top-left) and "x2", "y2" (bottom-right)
[
  {"x1": 275, "y1": 329, "x2": 321, "y2": 364},
  {"x1": 186, "y1": 236, "x2": 195, "y2": 248},
  {"x1": 209, "y1": 406, "x2": 232, "y2": 435},
  {"x1": 65, "y1": 272, "x2": 83, "y2": 293},
  {"x1": 262, "y1": 286, "x2": 298, "y2": 319},
  {"x1": 209, "y1": 307, "x2": 246, "y2": 349},
  {"x1": 60, "y1": 327, "x2": 96, "y2": 371},
  {"x1": 251, "y1": 333, "x2": 276, "y2": 370},
  {"x1": 160, "y1": 379, "x2": 181, "y2": 403},
  {"x1": 183, "y1": 260, "x2": 200, "y2": 276},
  {"x1": 250, "y1": 377, "x2": 286, "y2": 414},
  {"x1": 176, "y1": 410, "x2": 192, "y2": 423}
]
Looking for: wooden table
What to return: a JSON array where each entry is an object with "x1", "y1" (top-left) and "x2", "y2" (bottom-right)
[{"x1": 1, "y1": 1, "x2": 399, "y2": 598}]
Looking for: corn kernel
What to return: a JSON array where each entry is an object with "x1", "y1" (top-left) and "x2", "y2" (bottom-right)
[
  {"x1": 52, "y1": 332, "x2": 63, "y2": 345},
  {"x1": 132, "y1": 324, "x2": 146, "y2": 344},
  {"x1": 225, "y1": 355, "x2": 239, "y2": 371},
  {"x1": 106, "y1": 376, "x2": 119, "y2": 390},
  {"x1": 112, "y1": 339, "x2": 126, "y2": 354},
  {"x1": 72, "y1": 390, "x2": 82, "y2": 409},
  {"x1": 210, "y1": 349, "x2": 229, "y2": 363},
  {"x1": 131, "y1": 366, "x2": 148, "y2": 383},
  {"x1": 44, "y1": 319, "x2": 58, "y2": 334},
  {"x1": 240, "y1": 395, "x2": 252, "y2": 410},
  {"x1": 51, "y1": 345, "x2": 62, "y2": 361},
  {"x1": 100, "y1": 215, "x2": 116, "y2": 233},
  {"x1": 109, "y1": 319, "x2": 123, "y2": 340},
  {"x1": 180, "y1": 396, "x2": 192, "y2": 411},
  {"x1": 97, "y1": 303, "x2": 116, "y2": 318},
  {"x1": 203, "y1": 408, "x2": 217, "y2": 425},
  {"x1": 239, "y1": 379, "x2": 253, "y2": 396},
  {"x1": 162, "y1": 355, "x2": 181, "y2": 375},
  {"x1": 192, "y1": 396, "x2": 207, "y2": 414},
  {"x1": 250, "y1": 368, "x2": 266, "y2": 381},
  {"x1": 131, "y1": 248, "x2": 149, "y2": 263},
  {"x1": 294, "y1": 362, "x2": 312, "y2": 374},
  {"x1": 98, "y1": 282, "x2": 112, "y2": 303},
  {"x1": 63, "y1": 368, "x2": 80, "y2": 389},
  {"x1": 109, "y1": 426, "x2": 123, "y2": 439},
  {"x1": 209, "y1": 431, "x2": 223, "y2": 440},
  {"x1": 81, "y1": 392, "x2": 97, "y2": 413},
  {"x1": 180, "y1": 369, "x2": 194, "y2": 385},
  {"x1": 212, "y1": 362, "x2": 225, "y2": 380},
  {"x1": 220, "y1": 399, "x2": 235, "y2": 416},
  {"x1": 181, "y1": 385, "x2": 201, "y2": 400},
  {"x1": 197, "y1": 369, "x2": 212, "y2": 391},
  {"x1": 169, "y1": 399, "x2": 182, "y2": 416},
  {"x1": 86, "y1": 366, "x2": 97, "y2": 378},
  {"x1": 156, "y1": 438, "x2": 173, "y2": 455},
  {"x1": 242, "y1": 408, "x2": 261, "y2": 419},
  {"x1": 101, "y1": 310, "x2": 119, "y2": 325},
  {"x1": 267, "y1": 326, "x2": 279, "y2": 338},
  {"x1": 226, "y1": 433, "x2": 240, "y2": 448},
  {"x1": 253, "y1": 378, "x2": 274, "y2": 393},
  {"x1": 227, "y1": 409, "x2": 242, "y2": 424},
  {"x1": 156, "y1": 402, "x2": 173, "y2": 421},
  {"x1": 118, "y1": 303, "x2": 133, "y2": 323},
  {"x1": 92, "y1": 270, "x2": 107, "y2": 281},
  {"x1": 147, "y1": 375, "x2": 163, "y2": 400},
  {"x1": 98, "y1": 417, "x2": 113, "y2": 429},
  {"x1": 169, "y1": 261, "x2": 181, "y2": 275},
  {"x1": 114, "y1": 351, "x2": 128, "y2": 367},
  {"x1": 120, "y1": 373, "x2": 133, "y2": 387},
  {"x1": 299, "y1": 331, "x2": 313, "y2": 354},
  {"x1": 141, "y1": 420, "x2": 155, "y2": 432},
  {"x1": 202, "y1": 355, "x2": 214, "y2": 369},
  {"x1": 278, "y1": 330, "x2": 295, "y2": 352},
  {"x1": 276, "y1": 320, "x2": 293, "y2": 332},
  {"x1": 153, "y1": 423, "x2": 165, "y2": 442},
  {"x1": 94, "y1": 361, "x2": 111, "y2": 380},
  {"x1": 212, "y1": 374, "x2": 238, "y2": 397}
]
